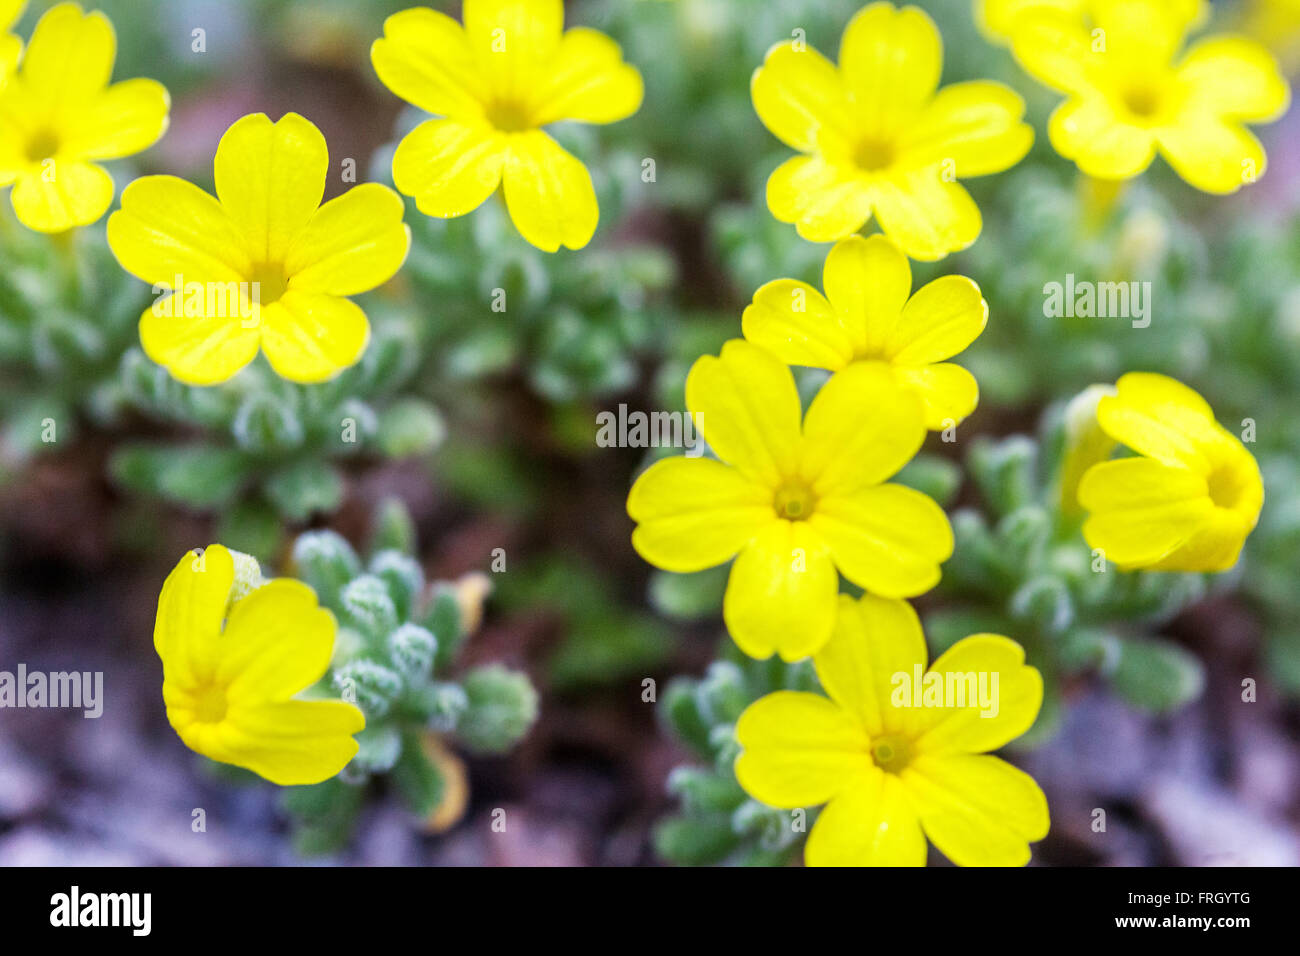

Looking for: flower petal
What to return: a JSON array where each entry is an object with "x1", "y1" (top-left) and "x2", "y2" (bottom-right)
[
  {"x1": 259, "y1": 290, "x2": 369, "y2": 384},
  {"x1": 1078, "y1": 457, "x2": 1213, "y2": 567},
  {"x1": 62, "y1": 77, "x2": 169, "y2": 161},
  {"x1": 871, "y1": 169, "x2": 982, "y2": 261},
  {"x1": 821, "y1": 234, "x2": 912, "y2": 356},
  {"x1": 799, "y1": 361, "x2": 927, "y2": 493},
  {"x1": 895, "y1": 362, "x2": 979, "y2": 429},
  {"x1": 534, "y1": 27, "x2": 643, "y2": 126},
  {"x1": 888, "y1": 274, "x2": 987, "y2": 364},
  {"x1": 904, "y1": 753, "x2": 1048, "y2": 866},
  {"x1": 750, "y1": 41, "x2": 852, "y2": 154},
  {"x1": 208, "y1": 699, "x2": 364, "y2": 786},
  {"x1": 900, "y1": 80, "x2": 1032, "y2": 177},
  {"x1": 20, "y1": 3, "x2": 115, "y2": 112},
  {"x1": 153, "y1": 544, "x2": 234, "y2": 684},
  {"x1": 734, "y1": 690, "x2": 870, "y2": 807},
  {"x1": 805, "y1": 770, "x2": 927, "y2": 866},
  {"x1": 11, "y1": 160, "x2": 113, "y2": 232},
  {"x1": 1176, "y1": 35, "x2": 1289, "y2": 123},
  {"x1": 1047, "y1": 97, "x2": 1156, "y2": 180},
  {"x1": 765, "y1": 154, "x2": 874, "y2": 242},
  {"x1": 392, "y1": 117, "x2": 506, "y2": 218},
  {"x1": 370, "y1": 6, "x2": 487, "y2": 121},
  {"x1": 501, "y1": 129, "x2": 598, "y2": 251},
  {"x1": 913, "y1": 635, "x2": 1044, "y2": 754},
  {"x1": 1096, "y1": 371, "x2": 1220, "y2": 470},
  {"x1": 684, "y1": 339, "x2": 802, "y2": 487},
  {"x1": 810, "y1": 482, "x2": 952, "y2": 597},
  {"x1": 723, "y1": 521, "x2": 838, "y2": 661},
  {"x1": 1148, "y1": 508, "x2": 1256, "y2": 572},
  {"x1": 1007, "y1": 9, "x2": 1094, "y2": 96},
  {"x1": 108, "y1": 174, "x2": 250, "y2": 287},
  {"x1": 814, "y1": 594, "x2": 929, "y2": 738},
  {"x1": 741, "y1": 278, "x2": 853, "y2": 370},
  {"x1": 838, "y1": 2, "x2": 941, "y2": 138},
  {"x1": 1156, "y1": 118, "x2": 1266, "y2": 195},
  {"x1": 214, "y1": 112, "x2": 327, "y2": 265},
  {"x1": 627, "y1": 457, "x2": 773, "y2": 573},
  {"x1": 218, "y1": 579, "x2": 337, "y2": 703},
  {"x1": 463, "y1": 0, "x2": 564, "y2": 102},
  {"x1": 138, "y1": 301, "x2": 261, "y2": 386},
  {"x1": 285, "y1": 183, "x2": 410, "y2": 296}
]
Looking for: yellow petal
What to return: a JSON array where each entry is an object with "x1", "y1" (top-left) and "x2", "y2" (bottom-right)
[
  {"x1": 1048, "y1": 96, "x2": 1156, "y2": 180},
  {"x1": 392, "y1": 117, "x2": 506, "y2": 218},
  {"x1": 814, "y1": 594, "x2": 929, "y2": 738},
  {"x1": 900, "y1": 80, "x2": 1033, "y2": 177},
  {"x1": 1, "y1": 32, "x2": 19, "y2": 83},
  {"x1": 734, "y1": 690, "x2": 870, "y2": 807},
  {"x1": 913, "y1": 635, "x2": 1044, "y2": 754},
  {"x1": 765, "y1": 154, "x2": 874, "y2": 242},
  {"x1": 723, "y1": 521, "x2": 838, "y2": 661},
  {"x1": 10, "y1": 160, "x2": 113, "y2": 232},
  {"x1": 463, "y1": 0, "x2": 564, "y2": 102},
  {"x1": 895, "y1": 362, "x2": 979, "y2": 429},
  {"x1": 534, "y1": 27, "x2": 643, "y2": 125},
  {"x1": 904, "y1": 753, "x2": 1048, "y2": 866},
  {"x1": 61, "y1": 77, "x2": 169, "y2": 161},
  {"x1": 1078, "y1": 457, "x2": 1213, "y2": 567},
  {"x1": 500, "y1": 129, "x2": 597, "y2": 251},
  {"x1": 871, "y1": 169, "x2": 982, "y2": 261},
  {"x1": 259, "y1": 290, "x2": 369, "y2": 384},
  {"x1": 627, "y1": 457, "x2": 773, "y2": 573},
  {"x1": 821, "y1": 234, "x2": 912, "y2": 356},
  {"x1": 684, "y1": 339, "x2": 802, "y2": 488},
  {"x1": 285, "y1": 183, "x2": 410, "y2": 296},
  {"x1": 1007, "y1": 9, "x2": 1094, "y2": 96},
  {"x1": 810, "y1": 482, "x2": 952, "y2": 597},
  {"x1": 370, "y1": 6, "x2": 487, "y2": 121},
  {"x1": 805, "y1": 770, "x2": 927, "y2": 866},
  {"x1": 741, "y1": 278, "x2": 853, "y2": 370},
  {"x1": 217, "y1": 579, "x2": 338, "y2": 703},
  {"x1": 1089, "y1": 0, "x2": 1198, "y2": 64},
  {"x1": 108, "y1": 174, "x2": 250, "y2": 287},
  {"x1": 1096, "y1": 371, "x2": 1221, "y2": 470},
  {"x1": 214, "y1": 112, "x2": 327, "y2": 264},
  {"x1": 1156, "y1": 118, "x2": 1266, "y2": 195},
  {"x1": 19, "y1": 3, "x2": 115, "y2": 111},
  {"x1": 154, "y1": 544, "x2": 234, "y2": 684},
  {"x1": 888, "y1": 274, "x2": 987, "y2": 364},
  {"x1": 977, "y1": 0, "x2": 1084, "y2": 43},
  {"x1": 138, "y1": 301, "x2": 261, "y2": 386},
  {"x1": 799, "y1": 361, "x2": 927, "y2": 493},
  {"x1": 838, "y1": 2, "x2": 941, "y2": 138},
  {"x1": 1176, "y1": 36, "x2": 1290, "y2": 123},
  {"x1": 750, "y1": 41, "x2": 852, "y2": 154},
  {"x1": 1146, "y1": 508, "x2": 1257, "y2": 572},
  {"x1": 209, "y1": 698, "x2": 364, "y2": 786}
]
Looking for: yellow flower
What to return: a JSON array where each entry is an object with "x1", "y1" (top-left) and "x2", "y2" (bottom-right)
[
  {"x1": 975, "y1": 0, "x2": 1084, "y2": 43},
  {"x1": 0, "y1": 2, "x2": 169, "y2": 233},
  {"x1": 154, "y1": 544, "x2": 365, "y2": 786},
  {"x1": 736, "y1": 594, "x2": 1049, "y2": 866},
  {"x1": 1, "y1": 0, "x2": 24, "y2": 85},
  {"x1": 107, "y1": 112, "x2": 411, "y2": 385},
  {"x1": 1008, "y1": 0, "x2": 1289, "y2": 192},
  {"x1": 627, "y1": 339, "x2": 952, "y2": 661},
  {"x1": 371, "y1": 0, "x2": 643, "y2": 252},
  {"x1": 742, "y1": 234, "x2": 987, "y2": 430},
  {"x1": 1078, "y1": 373, "x2": 1263, "y2": 572},
  {"x1": 750, "y1": 2, "x2": 1032, "y2": 260}
]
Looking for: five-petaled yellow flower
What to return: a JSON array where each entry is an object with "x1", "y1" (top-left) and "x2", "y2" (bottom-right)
[
  {"x1": 1008, "y1": 0, "x2": 1290, "y2": 193},
  {"x1": 1078, "y1": 372, "x2": 1263, "y2": 572},
  {"x1": 627, "y1": 339, "x2": 952, "y2": 661},
  {"x1": 743, "y1": 234, "x2": 987, "y2": 430},
  {"x1": 108, "y1": 112, "x2": 411, "y2": 385},
  {"x1": 736, "y1": 594, "x2": 1049, "y2": 866},
  {"x1": 0, "y1": 2, "x2": 169, "y2": 233},
  {"x1": 154, "y1": 544, "x2": 365, "y2": 786},
  {"x1": 371, "y1": 0, "x2": 643, "y2": 252},
  {"x1": 1, "y1": 0, "x2": 24, "y2": 86},
  {"x1": 750, "y1": 1, "x2": 1033, "y2": 260}
]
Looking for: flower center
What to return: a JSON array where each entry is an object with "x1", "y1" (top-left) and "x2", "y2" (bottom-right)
[
  {"x1": 853, "y1": 136, "x2": 896, "y2": 172},
  {"x1": 193, "y1": 684, "x2": 229, "y2": 724},
  {"x1": 248, "y1": 261, "x2": 289, "y2": 307},
  {"x1": 870, "y1": 734, "x2": 912, "y2": 773},
  {"x1": 485, "y1": 99, "x2": 534, "y2": 133},
  {"x1": 25, "y1": 128, "x2": 61, "y2": 163},
  {"x1": 1120, "y1": 83, "x2": 1163, "y2": 121},
  {"x1": 773, "y1": 481, "x2": 817, "y2": 521},
  {"x1": 1206, "y1": 463, "x2": 1247, "y2": 511}
]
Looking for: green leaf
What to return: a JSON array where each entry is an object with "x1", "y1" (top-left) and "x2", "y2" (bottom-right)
[
  {"x1": 1111, "y1": 637, "x2": 1205, "y2": 713},
  {"x1": 262, "y1": 460, "x2": 344, "y2": 521},
  {"x1": 110, "y1": 444, "x2": 249, "y2": 508}
]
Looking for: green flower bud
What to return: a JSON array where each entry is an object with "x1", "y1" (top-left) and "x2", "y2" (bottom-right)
[
  {"x1": 333, "y1": 659, "x2": 404, "y2": 719},
  {"x1": 232, "y1": 393, "x2": 306, "y2": 454},
  {"x1": 340, "y1": 574, "x2": 400, "y2": 641},
  {"x1": 292, "y1": 530, "x2": 361, "y2": 605},
  {"x1": 387, "y1": 622, "x2": 438, "y2": 682},
  {"x1": 456, "y1": 664, "x2": 538, "y2": 754},
  {"x1": 370, "y1": 551, "x2": 424, "y2": 621}
]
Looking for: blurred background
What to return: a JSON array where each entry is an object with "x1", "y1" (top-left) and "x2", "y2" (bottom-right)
[{"x1": 1, "y1": 0, "x2": 1299, "y2": 866}]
